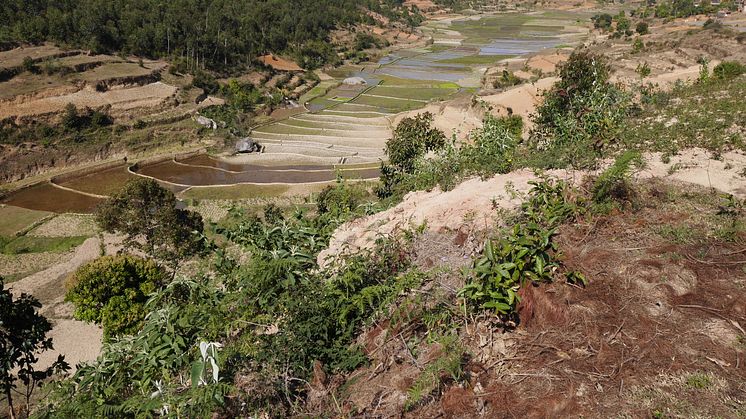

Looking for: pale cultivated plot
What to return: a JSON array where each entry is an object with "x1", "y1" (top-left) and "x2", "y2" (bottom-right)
[
  {"x1": 0, "y1": 252, "x2": 66, "y2": 278},
  {"x1": 0, "y1": 44, "x2": 67, "y2": 69},
  {"x1": 0, "y1": 82, "x2": 178, "y2": 119},
  {"x1": 0, "y1": 205, "x2": 52, "y2": 236},
  {"x1": 28, "y1": 214, "x2": 97, "y2": 237},
  {"x1": 251, "y1": 132, "x2": 387, "y2": 149},
  {"x1": 297, "y1": 113, "x2": 391, "y2": 125}
]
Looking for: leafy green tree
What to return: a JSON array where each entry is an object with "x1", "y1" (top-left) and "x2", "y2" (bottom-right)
[
  {"x1": 592, "y1": 13, "x2": 613, "y2": 30},
  {"x1": 529, "y1": 50, "x2": 630, "y2": 168},
  {"x1": 1, "y1": 278, "x2": 69, "y2": 419},
  {"x1": 60, "y1": 103, "x2": 80, "y2": 131},
  {"x1": 95, "y1": 178, "x2": 205, "y2": 271},
  {"x1": 65, "y1": 255, "x2": 166, "y2": 338},
  {"x1": 377, "y1": 112, "x2": 446, "y2": 197}
]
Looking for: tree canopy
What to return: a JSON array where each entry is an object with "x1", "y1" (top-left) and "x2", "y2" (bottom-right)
[
  {"x1": 0, "y1": 0, "x2": 419, "y2": 71},
  {"x1": 95, "y1": 178, "x2": 205, "y2": 270}
]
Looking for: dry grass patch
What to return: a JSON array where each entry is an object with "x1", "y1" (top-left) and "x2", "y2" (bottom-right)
[
  {"x1": 29, "y1": 214, "x2": 97, "y2": 238},
  {"x1": 0, "y1": 205, "x2": 52, "y2": 236}
]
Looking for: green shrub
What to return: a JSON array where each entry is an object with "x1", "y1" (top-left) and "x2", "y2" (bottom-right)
[
  {"x1": 712, "y1": 61, "x2": 746, "y2": 80},
  {"x1": 377, "y1": 112, "x2": 446, "y2": 198},
  {"x1": 592, "y1": 150, "x2": 642, "y2": 209},
  {"x1": 636, "y1": 21, "x2": 649, "y2": 34},
  {"x1": 193, "y1": 70, "x2": 219, "y2": 94},
  {"x1": 592, "y1": 13, "x2": 613, "y2": 30},
  {"x1": 493, "y1": 69, "x2": 522, "y2": 88},
  {"x1": 316, "y1": 179, "x2": 369, "y2": 216},
  {"x1": 459, "y1": 178, "x2": 583, "y2": 318},
  {"x1": 65, "y1": 254, "x2": 166, "y2": 338},
  {"x1": 528, "y1": 50, "x2": 631, "y2": 169}
]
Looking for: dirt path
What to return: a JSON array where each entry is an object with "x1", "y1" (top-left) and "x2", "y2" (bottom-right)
[
  {"x1": 320, "y1": 148, "x2": 746, "y2": 265},
  {"x1": 6, "y1": 237, "x2": 107, "y2": 371}
]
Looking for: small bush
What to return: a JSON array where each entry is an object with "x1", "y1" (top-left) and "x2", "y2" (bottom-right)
[
  {"x1": 528, "y1": 50, "x2": 631, "y2": 169},
  {"x1": 377, "y1": 112, "x2": 446, "y2": 198},
  {"x1": 21, "y1": 56, "x2": 38, "y2": 73},
  {"x1": 592, "y1": 150, "x2": 642, "y2": 209},
  {"x1": 316, "y1": 180, "x2": 368, "y2": 216},
  {"x1": 459, "y1": 178, "x2": 582, "y2": 318},
  {"x1": 592, "y1": 13, "x2": 613, "y2": 30},
  {"x1": 712, "y1": 61, "x2": 746, "y2": 80},
  {"x1": 66, "y1": 254, "x2": 166, "y2": 338},
  {"x1": 636, "y1": 21, "x2": 649, "y2": 35},
  {"x1": 493, "y1": 69, "x2": 522, "y2": 88},
  {"x1": 193, "y1": 70, "x2": 219, "y2": 94}
]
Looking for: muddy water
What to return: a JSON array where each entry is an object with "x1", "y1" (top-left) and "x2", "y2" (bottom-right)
[
  {"x1": 1, "y1": 183, "x2": 104, "y2": 213},
  {"x1": 177, "y1": 154, "x2": 332, "y2": 171},
  {"x1": 137, "y1": 159, "x2": 379, "y2": 186},
  {"x1": 57, "y1": 165, "x2": 136, "y2": 196}
]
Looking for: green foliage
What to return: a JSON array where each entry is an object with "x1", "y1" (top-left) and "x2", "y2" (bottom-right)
[
  {"x1": 685, "y1": 373, "x2": 712, "y2": 389},
  {"x1": 592, "y1": 13, "x2": 613, "y2": 30},
  {"x1": 220, "y1": 79, "x2": 262, "y2": 112},
  {"x1": 193, "y1": 71, "x2": 219, "y2": 94},
  {"x1": 712, "y1": 61, "x2": 746, "y2": 80},
  {"x1": 379, "y1": 114, "x2": 521, "y2": 199},
  {"x1": 1, "y1": 277, "x2": 69, "y2": 418},
  {"x1": 623, "y1": 69, "x2": 745, "y2": 155},
  {"x1": 493, "y1": 69, "x2": 522, "y2": 88},
  {"x1": 632, "y1": 37, "x2": 645, "y2": 54},
  {"x1": 377, "y1": 112, "x2": 447, "y2": 198},
  {"x1": 21, "y1": 56, "x2": 37, "y2": 73},
  {"x1": 528, "y1": 50, "x2": 631, "y2": 169},
  {"x1": 60, "y1": 103, "x2": 113, "y2": 132},
  {"x1": 95, "y1": 178, "x2": 205, "y2": 270},
  {"x1": 66, "y1": 254, "x2": 166, "y2": 338},
  {"x1": 354, "y1": 32, "x2": 383, "y2": 51},
  {"x1": 0, "y1": 0, "x2": 415, "y2": 71},
  {"x1": 459, "y1": 178, "x2": 582, "y2": 318},
  {"x1": 592, "y1": 150, "x2": 642, "y2": 210},
  {"x1": 714, "y1": 194, "x2": 745, "y2": 242},
  {"x1": 316, "y1": 178, "x2": 371, "y2": 216},
  {"x1": 405, "y1": 334, "x2": 465, "y2": 410},
  {"x1": 636, "y1": 21, "x2": 649, "y2": 35},
  {"x1": 0, "y1": 235, "x2": 87, "y2": 255}
]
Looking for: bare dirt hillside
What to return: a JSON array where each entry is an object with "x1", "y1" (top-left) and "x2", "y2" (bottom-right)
[{"x1": 321, "y1": 149, "x2": 746, "y2": 265}]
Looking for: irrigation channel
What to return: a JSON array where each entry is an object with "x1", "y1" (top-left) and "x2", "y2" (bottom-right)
[{"x1": 2, "y1": 10, "x2": 588, "y2": 213}]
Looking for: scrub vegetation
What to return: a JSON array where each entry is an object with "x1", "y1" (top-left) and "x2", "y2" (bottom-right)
[{"x1": 3, "y1": 4, "x2": 746, "y2": 418}]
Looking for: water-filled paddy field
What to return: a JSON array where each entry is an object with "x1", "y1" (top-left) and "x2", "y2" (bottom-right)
[{"x1": 2, "y1": 10, "x2": 588, "y2": 213}]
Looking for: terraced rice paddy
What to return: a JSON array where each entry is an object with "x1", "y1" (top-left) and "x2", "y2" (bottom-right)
[{"x1": 2, "y1": 10, "x2": 588, "y2": 212}]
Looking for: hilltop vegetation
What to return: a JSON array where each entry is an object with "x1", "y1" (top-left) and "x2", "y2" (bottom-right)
[
  {"x1": 0, "y1": 0, "x2": 422, "y2": 71},
  {"x1": 3, "y1": 45, "x2": 738, "y2": 417}
]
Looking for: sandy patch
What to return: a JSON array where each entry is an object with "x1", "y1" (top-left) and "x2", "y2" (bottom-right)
[
  {"x1": 393, "y1": 97, "x2": 483, "y2": 142},
  {"x1": 6, "y1": 237, "x2": 108, "y2": 371},
  {"x1": 526, "y1": 52, "x2": 568, "y2": 74},
  {"x1": 318, "y1": 168, "x2": 562, "y2": 265},
  {"x1": 480, "y1": 76, "x2": 559, "y2": 131},
  {"x1": 320, "y1": 149, "x2": 746, "y2": 265}
]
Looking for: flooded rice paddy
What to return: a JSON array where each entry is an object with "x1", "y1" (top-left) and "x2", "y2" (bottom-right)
[{"x1": 3, "y1": 10, "x2": 587, "y2": 213}]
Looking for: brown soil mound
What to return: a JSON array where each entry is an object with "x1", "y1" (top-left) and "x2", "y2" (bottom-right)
[
  {"x1": 321, "y1": 149, "x2": 746, "y2": 266},
  {"x1": 258, "y1": 54, "x2": 303, "y2": 72},
  {"x1": 311, "y1": 178, "x2": 746, "y2": 418}
]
